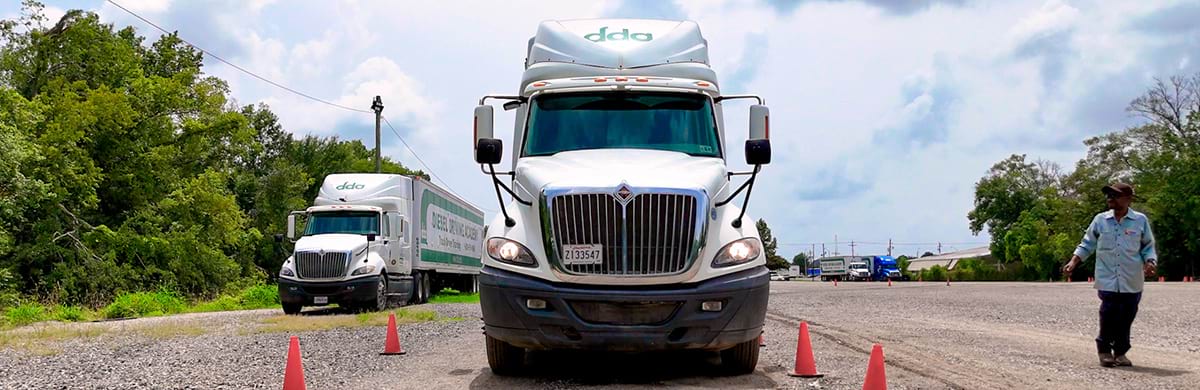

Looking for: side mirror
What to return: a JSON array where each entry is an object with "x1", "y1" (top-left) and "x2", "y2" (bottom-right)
[
  {"x1": 286, "y1": 214, "x2": 297, "y2": 239},
  {"x1": 745, "y1": 139, "x2": 771, "y2": 165},
  {"x1": 366, "y1": 234, "x2": 376, "y2": 242},
  {"x1": 273, "y1": 233, "x2": 284, "y2": 243},
  {"x1": 749, "y1": 104, "x2": 769, "y2": 140},
  {"x1": 474, "y1": 105, "x2": 494, "y2": 146},
  {"x1": 476, "y1": 138, "x2": 503, "y2": 165}
]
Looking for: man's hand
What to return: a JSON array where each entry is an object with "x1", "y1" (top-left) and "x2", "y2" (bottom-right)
[
  {"x1": 1063, "y1": 255, "x2": 1081, "y2": 274},
  {"x1": 1144, "y1": 262, "x2": 1156, "y2": 277}
]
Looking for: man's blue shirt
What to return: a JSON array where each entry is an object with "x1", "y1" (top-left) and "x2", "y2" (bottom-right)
[{"x1": 1073, "y1": 209, "x2": 1157, "y2": 293}]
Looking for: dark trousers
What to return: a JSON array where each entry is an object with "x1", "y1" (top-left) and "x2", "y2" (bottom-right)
[{"x1": 1096, "y1": 290, "x2": 1142, "y2": 355}]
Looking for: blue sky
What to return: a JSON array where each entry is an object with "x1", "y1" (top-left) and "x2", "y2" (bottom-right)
[{"x1": 7, "y1": 0, "x2": 1199, "y2": 258}]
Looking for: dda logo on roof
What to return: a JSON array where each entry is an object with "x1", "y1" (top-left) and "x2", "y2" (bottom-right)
[{"x1": 585, "y1": 27, "x2": 653, "y2": 42}]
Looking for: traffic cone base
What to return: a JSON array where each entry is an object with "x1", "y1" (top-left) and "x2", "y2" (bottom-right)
[
  {"x1": 283, "y1": 336, "x2": 306, "y2": 390},
  {"x1": 787, "y1": 321, "x2": 823, "y2": 378},
  {"x1": 381, "y1": 313, "x2": 407, "y2": 355}
]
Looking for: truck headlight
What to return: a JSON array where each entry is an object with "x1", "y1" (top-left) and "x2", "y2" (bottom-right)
[
  {"x1": 351, "y1": 265, "x2": 377, "y2": 276},
  {"x1": 280, "y1": 267, "x2": 294, "y2": 277},
  {"x1": 712, "y1": 238, "x2": 762, "y2": 268},
  {"x1": 487, "y1": 238, "x2": 537, "y2": 267}
]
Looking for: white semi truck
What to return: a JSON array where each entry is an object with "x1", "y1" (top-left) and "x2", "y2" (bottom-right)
[
  {"x1": 471, "y1": 19, "x2": 773, "y2": 375},
  {"x1": 276, "y1": 174, "x2": 484, "y2": 314}
]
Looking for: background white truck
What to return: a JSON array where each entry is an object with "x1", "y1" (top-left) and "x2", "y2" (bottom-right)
[
  {"x1": 471, "y1": 19, "x2": 773, "y2": 375},
  {"x1": 276, "y1": 173, "x2": 484, "y2": 314}
]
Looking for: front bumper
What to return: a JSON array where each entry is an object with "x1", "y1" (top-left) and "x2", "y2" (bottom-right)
[
  {"x1": 479, "y1": 266, "x2": 769, "y2": 352},
  {"x1": 278, "y1": 276, "x2": 379, "y2": 306}
]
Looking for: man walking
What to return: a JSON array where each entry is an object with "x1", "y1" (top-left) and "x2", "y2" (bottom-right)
[{"x1": 1063, "y1": 183, "x2": 1157, "y2": 368}]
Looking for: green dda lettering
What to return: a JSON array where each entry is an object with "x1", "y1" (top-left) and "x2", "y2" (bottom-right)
[
  {"x1": 585, "y1": 27, "x2": 653, "y2": 42},
  {"x1": 336, "y1": 182, "x2": 365, "y2": 190}
]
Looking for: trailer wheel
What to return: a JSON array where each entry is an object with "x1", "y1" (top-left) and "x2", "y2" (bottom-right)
[
  {"x1": 410, "y1": 271, "x2": 424, "y2": 305},
  {"x1": 421, "y1": 272, "x2": 432, "y2": 303},
  {"x1": 282, "y1": 303, "x2": 302, "y2": 315},
  {"x1": 485, "y1": 334, "x2": 525, "y2": 376},
  {"x1": 720, "y1": 338, "x2": 760, "y2": 375}
]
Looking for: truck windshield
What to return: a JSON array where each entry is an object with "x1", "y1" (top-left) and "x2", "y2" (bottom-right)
[
  {"x1": 523, "y1": 92, "x2": 720, "y2": 157},
  {"x1": 304, "y1": 211, "x2": 379, "y2": 236}
]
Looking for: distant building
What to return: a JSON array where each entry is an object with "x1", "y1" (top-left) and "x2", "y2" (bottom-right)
[{"x1": 906, "y1": 246, "x2": 992, "y2": 272}]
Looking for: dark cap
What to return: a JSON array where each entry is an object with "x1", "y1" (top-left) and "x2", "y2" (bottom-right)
[{"x1": 1102, "y1": 183, "x2": 1134, "y2": 197}]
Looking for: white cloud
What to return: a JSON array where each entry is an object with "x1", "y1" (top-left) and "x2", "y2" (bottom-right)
[{"x1": 1007, "y1": 0, "x2": 1080, "y2": 47}]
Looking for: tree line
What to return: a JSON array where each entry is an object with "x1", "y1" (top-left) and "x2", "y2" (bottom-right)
[
  {"x1": 0, "y1": 3, "x2": 423, "y2": 307},
  {"x1": 969, "y1": 74, "x2": 1200, "y2": 281}
]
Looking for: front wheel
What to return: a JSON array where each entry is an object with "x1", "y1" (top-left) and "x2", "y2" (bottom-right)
[
  {"x1": 720, "y1": 338, "x2": 760, "y2": 375},
  {"x1": 485, "y1": 334, "x2": 525, "y2": 376},
  {"x1": 361, "y1": 274, "x2": 388, "y2": 312},
  {"x1": 282, "y1": 303, "x2": 302, "y2": 315}
]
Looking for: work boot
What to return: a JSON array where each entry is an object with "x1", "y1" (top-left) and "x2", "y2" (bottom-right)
[
  {"x1": 1098, "y1": 352, "x2": 1116, "y2": 367},
  {"x1": 1114, "y1": 355, "x2": 1132, "y2": 367}
]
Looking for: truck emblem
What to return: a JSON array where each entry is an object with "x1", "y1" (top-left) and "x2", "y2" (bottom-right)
[
  {"x1": 614, "y1": 184, "x2": 634, "y2": 205},
  {"x1": 585, "y1": 27, "x2": 653, "y2": 42}
]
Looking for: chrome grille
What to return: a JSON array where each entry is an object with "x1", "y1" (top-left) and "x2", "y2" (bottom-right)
[
  {"x1": 548, "y1": 189, "x2": 701, "y2": 276},
  {"x1": 295, "y1": 251, "x2": 350, "y2": 279}
]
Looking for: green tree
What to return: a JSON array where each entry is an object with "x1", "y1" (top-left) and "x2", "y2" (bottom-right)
[
  {"x1": 755, "y1": 219, "x2": 788, "y2": 270},
  {"x1": 791, "y1": 252, "x2": 809, "y2": 267}
]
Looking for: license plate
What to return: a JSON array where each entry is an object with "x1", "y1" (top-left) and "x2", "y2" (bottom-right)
[
  {"x1": 562, "y1": 244, "x2": 603, "y2": 265},
  {"x1": 313, "y1": 296, "x2": 328, "y2": 305}
]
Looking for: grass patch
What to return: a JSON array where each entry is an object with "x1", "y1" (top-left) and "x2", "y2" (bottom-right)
[
  {"x1": 136, "y1": 323, "x2": 208, "y2": 339},
  {"x1": 4, "y1": 303, "x2": 48, "y2": 326},
  {"x1": 250, "y1": 308, "x2": 438, "y2": 334},
  {"x1": 103, "y1": 290, "x2": 187, "y2": 319},
  {"x1": 429, "y1": 288, "x2": 480, "y2": 304},
  {"x1": 0, "y1": 324, "x2": 107, "y2": 355}
]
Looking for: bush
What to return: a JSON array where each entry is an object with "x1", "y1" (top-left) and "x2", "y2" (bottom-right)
[
  {"x1": 237, "y1": 284, "x2": 279, "y2": 309},
  {"x1": 103, "y1": 290, "x2": 187, "y2": 319},
  {"x1": 51, "y1": 305, "x2": 88, "y2": 322},
  {"x1": 5, "y1": 303, "x2": 48, "y2": 326}
]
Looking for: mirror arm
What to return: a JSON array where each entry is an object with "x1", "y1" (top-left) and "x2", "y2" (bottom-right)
[
  {"x1": 479, "y1": 95, "x2": 526, "y2": 105},
  {"x1": 731, "y1": 166, "x2": 760, "y2": 229},
  {"x1": 716, "y1": 165, "x2": 760, "y2": 207},
  {"x1": 480, "y1": 164, "x2": 514, "y2": 176},
  {"x1": 487, "y1": 164, "x2": 531, "y2": 227},
  {"x1": 726, "y1": 170, "x2": 756, "y2": 178},
  {"x1": 714, "y1": 95, "x2": 764, "y2": 105}
]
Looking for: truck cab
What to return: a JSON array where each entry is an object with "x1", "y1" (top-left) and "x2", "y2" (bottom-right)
[
  {"x1": 276, "y1": 174, "x2": 483, "y2": 314},
  {"x1": 471, "y1": 19, "x2": 772, "y2": 375},
  {"x1": 848, "y1": 261, "x2": 871, "y2": 281}
]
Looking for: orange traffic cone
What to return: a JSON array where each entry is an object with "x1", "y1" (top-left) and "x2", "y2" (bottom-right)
[
  {"x1": 887, "y1": 278, "x2": 892, "y2": 287},
  {"x1": 787, "y1": 321, "x2": 823, "y2": 378},
  {"x1": 759, "y1": 333, "x2": 767, "y2": 347},
  {"x1": 862, "y1": 344, "x2": 887, "y2": 390},
  {"x1": 382, "y1": 313, "x2": 406, "y2": 355},
  {"x1": 834, "y1": 279, "x2": 838, "y2": 287},
  {"x1": 283, "y1": 336, "x2": 306, "y2": 390},
  {"x1": 946, "y1": 276, "x2": 951, "y2": 287},
  {"x1": 1159, "y1": 276, "x2": 1165, "y2": 282}
]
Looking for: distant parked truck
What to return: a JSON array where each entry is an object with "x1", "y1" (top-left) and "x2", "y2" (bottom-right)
[
  {"x1": 868, "y1": 255, "x2": 903, "y2": 281},
  {"x1": 275, "y1": 174, "x2": 485, "y2": 314},
  {"x1": 786, "y1": 265, "x2": 803, "y2": 280},
  {"x1": 818, "y1": 256, "x2": 853, "y2": 281}
]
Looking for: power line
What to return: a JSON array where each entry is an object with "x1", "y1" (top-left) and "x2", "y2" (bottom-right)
[
  {"x1": 106, "y1": 0, "x2": 372, "y2": 114},
  {"x1": 382, "y1": 116, "x2": 480, "y2": 208},
  {"x1": 107, "y1": 0, "x2": 494, "y2": 213}
]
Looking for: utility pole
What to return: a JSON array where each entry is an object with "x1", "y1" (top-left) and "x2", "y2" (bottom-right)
[
  {"x1": 850, "y1": 241, "x2": 856, "y2": 256},
  {"x1": 937, "y1": 242, "x2": 943, "y2": 254},
  {"x1": 887, "y1": 238, "x2": 893, "y2": 257},
  {"x1": 371, "y1": 96, "x2": 384, "y2": 173},
  {"x1": 834, "y1": 235, "x2": 839, "y2": 256},
  {"x1": 821, "y1": 243, "x2": 826, "y2": 257}
]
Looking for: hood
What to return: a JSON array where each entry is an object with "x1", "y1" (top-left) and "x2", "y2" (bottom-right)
[
  {"x1": 516, "y1": 149, "x2": 727, "y2": 196},
  {"x1": 293, "y1": 234, "x2": 369, "y2": 255}
]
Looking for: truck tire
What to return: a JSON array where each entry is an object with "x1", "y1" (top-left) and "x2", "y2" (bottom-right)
[
  {"x1": 485, "y1": 334, "x2": 525, "y2": 376},
  {"x1": 421, "y1": 272, "x2": 432, "y2": 303},
  {"x1": 362, "y1": 274, "x2": 388, "y2": 312},
  {"x1": 282, "y1": 303, "x2": 302, "y2": 315},
  {"x1": 410, "y1": 271, "x2": 423, "y2": 305},
  {"x1": 720, "y1": 338, "x2": 760, "y2": 375}
]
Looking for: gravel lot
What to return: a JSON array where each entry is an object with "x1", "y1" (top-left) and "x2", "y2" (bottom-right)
[{"x1": 1, "y1": 281, "x2": 1197, "y2": 389}]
